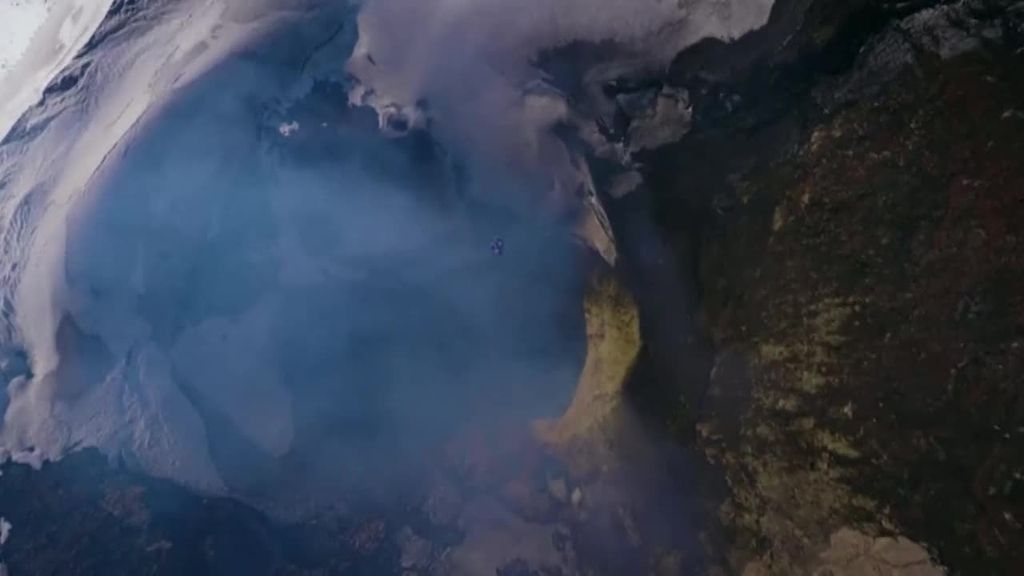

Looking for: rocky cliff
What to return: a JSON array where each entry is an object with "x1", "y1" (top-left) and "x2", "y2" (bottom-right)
[{"x1": 621, "y1": 0, "x2": 1024, "y2": 573}]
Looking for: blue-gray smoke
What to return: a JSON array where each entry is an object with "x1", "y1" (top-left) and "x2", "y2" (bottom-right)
[
  {"x1": 10, "y1": 9, "x2": 586, "y2": 513},
  {"x1": 0, "y1": 0, "x2": 775, "y2": 525}
]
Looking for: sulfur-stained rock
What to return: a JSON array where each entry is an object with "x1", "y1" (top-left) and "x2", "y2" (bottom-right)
[{"x1": 534, "y1": 272, "x2": 640, "y2": 474}]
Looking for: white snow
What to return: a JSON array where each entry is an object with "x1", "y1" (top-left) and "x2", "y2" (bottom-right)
[
  {"x1": 0, "y1": 517, "x2": 10, "y2": 546},
  {"x1": 0, "y1": 0, "x2": 117, "y2": 141}
]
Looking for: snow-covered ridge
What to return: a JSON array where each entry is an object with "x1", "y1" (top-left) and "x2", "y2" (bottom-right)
[
  {"x1": 0, "y1": 0, "x2": 317, "y2": 491},
  {"x1": 0, "y1": 0, "x2": 117, "y2": 142}
]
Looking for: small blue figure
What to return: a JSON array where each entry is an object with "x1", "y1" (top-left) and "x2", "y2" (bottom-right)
[{"x1": 490, "y1": 237, "x2": 505, "y2": 256}]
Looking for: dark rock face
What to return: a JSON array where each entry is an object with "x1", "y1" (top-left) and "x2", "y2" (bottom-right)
[
  {"x1": 703, "y1": 56, "x2": 1024, "y2": 571},
  {"x1": 631, "y1": 0, "x2": 1024, "y2": 573},
  {"x1": 0, "y1": 450, "x2": 400, "y2": 575}
]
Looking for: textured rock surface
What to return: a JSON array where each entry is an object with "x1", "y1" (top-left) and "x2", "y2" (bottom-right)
[
  {"x1": 647, "y1": 1, "x2": 1024, "y2": 572},
  {"x1": 535, "y1": 272, "x2": 641, "y2": 473}
]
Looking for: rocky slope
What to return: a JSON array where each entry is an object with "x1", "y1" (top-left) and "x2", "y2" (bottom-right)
[{"x1": 625, "y1": 0, "x2": 1024, "y2": 573}]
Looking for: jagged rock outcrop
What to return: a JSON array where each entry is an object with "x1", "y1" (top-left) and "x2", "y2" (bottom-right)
[
  {"x1": 819, "y1": 0, "x2": 1020, "y2": 110},
  {"x1": 647, "y1": 1, "x2": 1024, "y2": 573}
]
